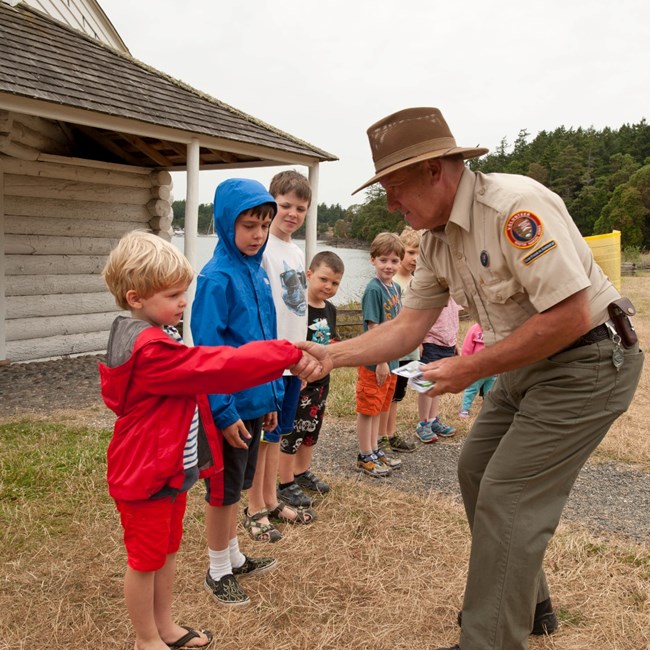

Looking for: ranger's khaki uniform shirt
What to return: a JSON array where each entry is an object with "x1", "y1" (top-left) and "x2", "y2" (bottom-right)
[{"x1": 404, "y1": 168, "x2": 619, "y2": 345}]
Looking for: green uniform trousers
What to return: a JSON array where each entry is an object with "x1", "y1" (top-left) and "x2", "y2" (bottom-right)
[{"x1": 457, "y1": 337, "x2": 643, "y2": 650}]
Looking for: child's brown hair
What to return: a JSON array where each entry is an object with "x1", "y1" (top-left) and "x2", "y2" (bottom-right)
[
  {"x1": 269, "y1": 170, "x2": 312, "y2": 205},
  {"x1": 370, "y1": 232, "x2": 405, "y2": 260},
  {"x1": 309, "y1": 250, "x2": 345, "y2": 275}
]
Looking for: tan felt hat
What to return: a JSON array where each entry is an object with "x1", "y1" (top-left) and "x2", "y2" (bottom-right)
[{"x1": 353, "y1": 107, "x2": 489, "y2": 194}]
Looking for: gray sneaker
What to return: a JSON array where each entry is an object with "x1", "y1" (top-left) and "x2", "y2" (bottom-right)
[
  {"x1": 232, "y1": 554, "x2": 278, "y2": 578},
  {"x1": 204, "y1": 571, "x2": 250, "y2": 607},
  {"x1": 295, "y1": 470, "x2": 330, "y2": 494},
  {"x1": 277, "y1": 482, "x2": 313, "y2": 508}
]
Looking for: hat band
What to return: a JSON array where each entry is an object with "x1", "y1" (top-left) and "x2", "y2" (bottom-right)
[{"x1": 374, "y1": 136, "x2": 458, "y2": 172}]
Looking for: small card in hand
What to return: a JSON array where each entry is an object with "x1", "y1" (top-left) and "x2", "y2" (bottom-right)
[{"x1": 392, "y1": 361, "x2": 435, "y2": 393}]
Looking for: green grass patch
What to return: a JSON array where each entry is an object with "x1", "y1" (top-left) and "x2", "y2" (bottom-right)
[{"x1": 0, "y1": 420, "x2": 109, "y2": 502}]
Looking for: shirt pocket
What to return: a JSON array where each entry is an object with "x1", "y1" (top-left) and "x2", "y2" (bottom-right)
[{"x1": 479, "y1": 276, "x2": 522, "y2": 304}]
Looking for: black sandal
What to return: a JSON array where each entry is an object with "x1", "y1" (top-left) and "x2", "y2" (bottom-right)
[
  {"x1": 167, "y1": 627, "x2": 214, "y2": 649},
  {"x1": 268, "y1": 502, "x2": 317, "y2": 525},
  {"x1": 243, "y1": 507, "x2": 282, "y2": 543}
]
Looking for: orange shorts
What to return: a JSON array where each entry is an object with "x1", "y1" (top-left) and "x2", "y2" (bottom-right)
[{"x1": 356, "y1": 366, "x2": 397, "y2": 416}]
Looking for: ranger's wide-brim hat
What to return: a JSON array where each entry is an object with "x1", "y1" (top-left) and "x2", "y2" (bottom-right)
[{"x1": 352, "y1": 107, "x2": 489, "y2": 194}]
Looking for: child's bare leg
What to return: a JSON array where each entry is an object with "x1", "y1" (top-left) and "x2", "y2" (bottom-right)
[
  {"x1": 418, "y1": 392, "x2": 439, "y2": 421},
  {"x1": 263, "y1": 441, "x2": 281, "y2": 507},
  {"x1": 153, "y1": 553, "x2": 210, "y2": 648},
  {"x1": 124, "y1": 566, "x2": 166, "y2": 650},
  {"x1": 370, "y1": 414, "x2": 382, "y2": 451},
  {"x1": 384, "y1": 401, "x2": 399, "y2": 438},
  {"x1": 205, "y1": 502, "x2": 237, "y2": 552},
  {"x1": 294, "y1": 443, "x2": 314, "y2": 475},
  {"x1": 377, "y1": 410, "x2": 390, "y2": 446},
  {"x1": 248, "y1": 443, "x2": 270, "y2": 518},
  {"x1": 277, "y1": 441, "x2": 294, "y2": 486},
  {"x1": 356, "y1": 413, "x2": 373, "y2": 453}
]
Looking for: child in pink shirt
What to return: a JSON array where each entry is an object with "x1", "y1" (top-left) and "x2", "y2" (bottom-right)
[{"x1": 459, "y1": 323, "x2": 497, "y2": 418}]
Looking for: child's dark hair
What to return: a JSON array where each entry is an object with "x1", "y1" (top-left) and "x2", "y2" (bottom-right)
[
  {"x1": 269, "y1": 170, "x2": 312, "y2": 205},
  {"x1": 309, "y1": 251, "x2": 345, "y2": 275},
  {"x1": 240, "y1": 203, "x2": 276, "y2": 220},
  {"x1": 370, "y1": 232, "x2": 405, "y2": 260}
]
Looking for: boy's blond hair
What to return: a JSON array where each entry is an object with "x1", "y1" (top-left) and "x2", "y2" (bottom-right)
[
  {"x1": 269, "y1": 170, "x2": 312, "y2": 205},
  {"x1": 399, "y1": 226, "x2": 422, "y2": 249},
  {"x1": 370, "y1": 232, "x2": 405, "y2": 260},
  {"x1": 103, "y1": 231, "x2": 194, "y2": 310}
]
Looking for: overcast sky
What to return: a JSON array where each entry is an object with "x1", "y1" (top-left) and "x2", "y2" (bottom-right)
[{"x1": 100, "y1": 0, "x2": 649, "y2": 208}]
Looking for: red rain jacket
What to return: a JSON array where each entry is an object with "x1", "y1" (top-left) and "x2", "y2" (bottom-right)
[{"x1": 99, "y1": 326, "x2": 301, "y2": 501}]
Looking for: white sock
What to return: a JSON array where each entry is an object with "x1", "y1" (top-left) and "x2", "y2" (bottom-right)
[
  {"x1": 208, "y1": 547, "x2": 231, "y2": 581},
  {"x1": 229, "y1": 537, "x2": 246, "y2": 569}
]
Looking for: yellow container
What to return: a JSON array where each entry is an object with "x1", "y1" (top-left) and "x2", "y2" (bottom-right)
[{"x1": 584, "y1": 231, "x2": 621, "y2": 291}]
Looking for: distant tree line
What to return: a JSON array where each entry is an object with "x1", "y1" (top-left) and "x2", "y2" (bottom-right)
[
  {"x1": 469, "y1": 120, "x2": 650, "y2": 248},
  {"x1": 172, "y1": 120, "x2": 650, "y2": 248}
]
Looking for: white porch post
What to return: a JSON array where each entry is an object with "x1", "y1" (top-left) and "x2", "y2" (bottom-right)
[
  {"x1": 306, "y1": 164, "x2": 320, "y2": 266},
  {"x1": 183, "y1": 138, "x2": 200, "y2": 345}
]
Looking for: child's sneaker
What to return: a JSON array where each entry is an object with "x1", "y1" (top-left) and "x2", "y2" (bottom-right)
[
  {"x1": 429, "y1": 416, "x2": 456, "y2": 437},
  {"x1": 378, "y1": 436, "x2": 393, "y2": 454},
  {"x1": 416, "y1": 421, "x2": 439, "y2": 443},
  {"x1": 204, "y1": 571, "x2": 250, "y2": 607},
  {"x1": 295, "y1": 470, "x2": 330, "y2": 494},
  {"x1": 232, "y1": 554, "x2": 278, "y2": 578},
  {"x1": 389, "y1": 434, "x2": 417, "y2": 453},
  {"x1": 375, "y1": 447, "x2": 402, "y2": 470},
  {"x1": 458, "y1": 409, "x2": 470, "y2": 419},
  {"x1": 356, "y1": 453, "x2": 391, "y2": 478}
]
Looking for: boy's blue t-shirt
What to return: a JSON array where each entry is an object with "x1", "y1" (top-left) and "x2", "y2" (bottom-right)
[
  {"x1": 361, "y1": 277, "x2": 401, "y2": 372},
  {"x1": 190, "y1": 179, "x2": 283, "y2": 429}
]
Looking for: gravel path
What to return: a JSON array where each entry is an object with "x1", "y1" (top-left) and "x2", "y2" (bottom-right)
[{"x1": 1, "y1": 355, "x2": 648, "y2": 544}]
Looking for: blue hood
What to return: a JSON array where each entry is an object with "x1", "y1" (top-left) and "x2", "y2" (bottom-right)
[{"x1": 213, "y1": 178, "x2": 277, "y2": 265}]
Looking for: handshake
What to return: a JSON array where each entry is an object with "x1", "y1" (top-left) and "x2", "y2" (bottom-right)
[{"x1": 288, "y1": 340, "x2": 334, "y2": 383}]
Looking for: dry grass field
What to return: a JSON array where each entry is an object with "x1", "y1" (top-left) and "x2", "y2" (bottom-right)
[{"x1": 0, "y1": 276, "x2": 648, "y2": 650}]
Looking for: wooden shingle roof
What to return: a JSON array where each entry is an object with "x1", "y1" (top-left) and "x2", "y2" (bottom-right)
[{"x1": 0, "y1": 3, "x2": 337, "y2": 169}]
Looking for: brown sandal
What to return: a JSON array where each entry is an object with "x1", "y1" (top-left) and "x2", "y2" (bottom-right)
[
  {"x1": 243, "y1": 507, "x2": 282, "y2": 542},
  {"x1": 268, "y1": 502, "x2": 317, "y2": 525}
]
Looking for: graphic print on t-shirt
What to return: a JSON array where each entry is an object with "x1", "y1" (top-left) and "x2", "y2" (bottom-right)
[
  {"x1": 308, "y1": 317, "x2": 331, "y2": 345},
  {"x1": 280, "y1": 260, "x2": 307, "y2": 316}
]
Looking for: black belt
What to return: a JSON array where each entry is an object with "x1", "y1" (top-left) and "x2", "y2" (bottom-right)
[{"x1": 563, "y1": 323, "x2": 610, "y2": 352}]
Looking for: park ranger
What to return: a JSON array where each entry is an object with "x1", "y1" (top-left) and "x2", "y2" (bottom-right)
[{"x1": 301, "y1": 107, "x2": 644, "y2": 650}]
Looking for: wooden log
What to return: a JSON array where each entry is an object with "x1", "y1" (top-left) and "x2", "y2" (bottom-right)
[
  {"x1": 151, "y1": 185, "x2": 172, "y2": 201},
  {"x1": 0, "y1": 110, "x2": 13, "y2": 134},
  {"x1": 5, "y1": 254, "x2": 108, "y2": 275},
  {"x1": 5, "y1": 274, "x2": 107, "y2": 296},
  {"x1": 0, "y1": 155, "x2": 152, "y2": 188},
  {"x1": 148, "y1": 214, "x2": 173, "y2": 232},
  {"x1": 6, "y1": 311, "x2": 123, "y2": 341},
  {"x1": 150, "y1": 170, "x2": 172, "y2": 186},
  {"x1": 0, "y1": 111, "x2": 68, "y2": 143},
  {"x1": 147, "y1": 199, "x2": 172, "y2": 218},
  {"x1": 7, "y1": 292, "x2": 117, "y2": 319},
  {"x1": 0, "y1": 136, "x2": 39, "y2": 161},
  {"x1": 4, "y1": 195, "x2": 151, "y2": 221},
  {"x1": 4, "y1": 174, "x2": 153, "y2": 204},
  {"x1": 5, "y1": 234, "x2": 120, "y2": 256},
  {"x1": 10, "y1": 118, "x2": 70, "y2": 155},
  {"x1": 5, "y1": 215, "x2": 137, "y2": 239},
  {"x1": 6, "y1": 331, "x2": 110, "y2": 362}
]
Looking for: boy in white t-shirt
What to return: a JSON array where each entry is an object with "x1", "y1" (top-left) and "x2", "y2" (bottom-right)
[{"x1": 245, "y1": 171, "x2": 316, "y2": 543}]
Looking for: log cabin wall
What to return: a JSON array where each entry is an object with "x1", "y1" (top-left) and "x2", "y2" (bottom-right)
[{"x1": 1, "y1": 147, "x2": 174, "y2": 362}]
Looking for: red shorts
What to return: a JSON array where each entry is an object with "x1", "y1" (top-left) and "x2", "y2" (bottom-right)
[
  {"x1": 356, "y1": 366, "x2": 397, "y2": 416},
  {"x1": 115, "y1": 492, "x2": 187, "y2": 572}
]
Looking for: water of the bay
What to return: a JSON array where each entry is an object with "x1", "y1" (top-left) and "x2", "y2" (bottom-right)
[{"x1": 172, "y1": 235, "x2": 372, "y2": 305}]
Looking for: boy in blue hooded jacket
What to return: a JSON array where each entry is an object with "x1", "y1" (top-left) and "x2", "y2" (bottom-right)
[{"x1": 191, "y1": 178, "x2": 284, "y2": 607}]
